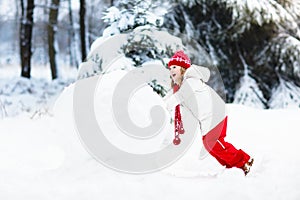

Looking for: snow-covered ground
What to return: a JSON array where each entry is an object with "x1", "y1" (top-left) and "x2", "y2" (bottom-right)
[
  {"x1": 1, "y1": 68, "x2": 300, "y2": 199},
  {"x1": 0, "y1": 64, "x2": 76, "y2": 118}
]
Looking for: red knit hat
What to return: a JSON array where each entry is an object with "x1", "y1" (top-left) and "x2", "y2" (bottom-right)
[{"x1": 168, "y1": 50, "x2": 191, "y2": 69}]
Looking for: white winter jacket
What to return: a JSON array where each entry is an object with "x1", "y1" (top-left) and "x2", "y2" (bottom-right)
[{"x1": 164, "y1": 64, "x2": 227, "y2": 136}]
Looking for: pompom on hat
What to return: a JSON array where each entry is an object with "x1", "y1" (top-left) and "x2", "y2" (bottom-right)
[{"x1": 168, "y1": 50, "x2": 191, "y2": 69}]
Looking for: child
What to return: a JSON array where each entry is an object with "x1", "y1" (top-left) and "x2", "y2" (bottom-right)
[{"x1": 164, "y1": 50, "x2": 254, "y2": 176}]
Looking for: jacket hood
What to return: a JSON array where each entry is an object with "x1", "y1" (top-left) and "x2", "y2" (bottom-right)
[{"x1": 183, "y1": 64, "x2": 210, "y2": 82}]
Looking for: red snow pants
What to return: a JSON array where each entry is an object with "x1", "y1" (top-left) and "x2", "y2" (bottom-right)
[{"x1": 202, "y1": 116, "x2": 250, "y2": 168}]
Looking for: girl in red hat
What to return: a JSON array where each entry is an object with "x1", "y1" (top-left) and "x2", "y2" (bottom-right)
[{"x1": 164, "y1": 50, "x2": 254, "y2": 176}]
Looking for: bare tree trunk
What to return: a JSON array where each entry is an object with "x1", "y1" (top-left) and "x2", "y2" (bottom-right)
[
  {"x1": 20, "y1": 0, "x2": 35, "y2": 78},
  {"x1": 88, "y1": 0, "x2": 93, "y2": 47},
  {"x1": 80, "y1": 0, "x2": 87, "y2": 62},
  {"x1": 68, "y1": 0, "x2": 79, "y2": 68},
  {"x1": 48, "y1": 0, "x2": 60, "y2": 79}
]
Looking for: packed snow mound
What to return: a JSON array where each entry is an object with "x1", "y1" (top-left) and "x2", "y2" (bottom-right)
[
  {"x1": 1, "y1": 100, "x2": 300, "y2": 199},
  {"x1": 53, "y1": 69, "x2": 228, "y2": 176}
]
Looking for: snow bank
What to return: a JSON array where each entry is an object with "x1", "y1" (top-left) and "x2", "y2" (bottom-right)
[
  {"x1": 0, "y1": 64, "x2": 76, "y2": 118},
  {"x1": 1, "y1": 68, "x2": 300, "y2": 199}
]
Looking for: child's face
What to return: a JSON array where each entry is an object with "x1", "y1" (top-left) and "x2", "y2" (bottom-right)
[{"x1": 169, "y1": 65, "x2": 183, "y2": 84}]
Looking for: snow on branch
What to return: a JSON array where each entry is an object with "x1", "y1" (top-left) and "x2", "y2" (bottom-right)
[
  {"x1": 269, "y1": 78, "x2": 300, "y2": 108},
  {"x1": 233, "y1": 74, "x2": 267, "y2": 109},
  {"x1": 267, "y1": 34, "x2": 300, "y2": 81},
  {"x1": 276, "y1": 0, "x2": 300, "y2": 20},
  {"x1": 102, "y1": 0, "x2": 169, "y2": 36},
  {"x1": 78, "y1": 27, "x2": 184, "y2": 80},
  {"x1": 234, "y1": 44, "x2": 266, "y2": 109},
  {"x1": 207, "y1": 0, "x2": 300, "y2": 39},
  {"x1": 254, "y1": 32, "x2": 300, "y2": 108}
]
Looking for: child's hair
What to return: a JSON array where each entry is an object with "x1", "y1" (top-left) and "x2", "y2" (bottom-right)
[{"x1": 171, "y1": 67, "x2": 187, "y2": 88}]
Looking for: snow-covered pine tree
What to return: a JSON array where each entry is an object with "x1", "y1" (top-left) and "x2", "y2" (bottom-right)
[
  {"x1": 233, "y1": 44, "x2": 266, "y2": 109},
  {"x1": 269, "y1": 78, "x2": 300, "y2": 108},
  {"x1": 99, "y1": 0, "x2": 222, "y2": 97},
  {"x1": 255, "y1": 32, "x2": 300, "y2": 108},
  {"x1": 233, "y1": 74, "x2": 267, "y2": 109},
  {"x1": 79, "y1": 0, "x2": 185, "y2": 96},
  {"x1": 84, "y1": 0, "x2": 300, "y2": 108},
  {"x1": 102, "y1": 0, "x2": 173, "y2": 67},
  {"x1": 165, "y1": 0, "x2": 300, "y2": 108},
  {"x1": 102, "y1": 0, "x2": 168, "y2": 36}
]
